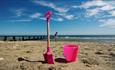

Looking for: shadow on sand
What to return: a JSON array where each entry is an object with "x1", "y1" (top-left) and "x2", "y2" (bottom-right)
[
  {"x1": 55, "y1": 58, "x2": 66, "y2": 63},
  {"x1": 18, "y1": 57, "x2": 67, "y2": 64},
  {"x1": 17, "y1": 57, "x2": 47, "y2": 64}
]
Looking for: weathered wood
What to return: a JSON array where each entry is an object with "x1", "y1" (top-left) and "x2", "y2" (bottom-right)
[
  {"x1": 0, "y1": 35, "x2": 52, "y2": 41},
  {"x1": 4, "y1": 36, "x2": 7, "y2": 41},
  {"x1": 13, "y1": 36, "x2": 16, "y2": 41}
]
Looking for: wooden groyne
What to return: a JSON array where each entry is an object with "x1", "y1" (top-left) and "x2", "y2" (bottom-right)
[{"x1": 0, "y1": 35, "x2": 54, "y2": 41}]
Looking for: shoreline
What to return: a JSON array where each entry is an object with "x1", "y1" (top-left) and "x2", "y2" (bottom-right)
[{"x1": 1, "y1": 38, "x2": 115, "y2": 44}]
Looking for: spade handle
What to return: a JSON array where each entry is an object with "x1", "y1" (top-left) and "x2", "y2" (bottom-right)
[{"x1": 47, "y1": 18, "x2": 51, "y2": 52}]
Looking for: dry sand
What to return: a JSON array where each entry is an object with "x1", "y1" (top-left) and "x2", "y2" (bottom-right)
[{"x1": 0, "y1": 41, "x2": 115, "y2": 70}]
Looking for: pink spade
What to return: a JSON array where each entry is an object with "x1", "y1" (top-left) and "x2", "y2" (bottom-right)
[{"x1": 43, "y1": 11, "x2": 54, "y2": 64}]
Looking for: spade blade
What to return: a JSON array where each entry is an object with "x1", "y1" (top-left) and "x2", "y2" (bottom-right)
[{"x1": 43, "y1": 52, "x2": 54, "y2": 64}]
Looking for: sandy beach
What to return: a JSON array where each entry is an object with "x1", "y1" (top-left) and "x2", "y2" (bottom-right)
[{"x1": 0, "y1": 41, "x2": 115, "y2": 70}]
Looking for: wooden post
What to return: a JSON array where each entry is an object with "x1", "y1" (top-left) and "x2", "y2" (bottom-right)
[
  {"x1": 13, "y1": 36, "x2": 16, "y2": 41},
  {"x1": 4, "y1": 36, "x2": 7, "y2": 41},
  {"x1": 22, "y1": 36, "x2": 24, "y2": 41}
]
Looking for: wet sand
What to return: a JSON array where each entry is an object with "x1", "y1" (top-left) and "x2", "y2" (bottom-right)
[{"x1": 0, "y1": 41, "x2": 115, "y2": 70}]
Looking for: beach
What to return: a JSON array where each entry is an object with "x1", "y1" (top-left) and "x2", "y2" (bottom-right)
[{"x1": 0, "y1": 41, "x2": 115, "y2": 70}]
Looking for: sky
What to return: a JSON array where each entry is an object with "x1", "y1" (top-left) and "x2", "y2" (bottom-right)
[{"x1": 0, "y1": 0, "x2": 115, "y2": 35}]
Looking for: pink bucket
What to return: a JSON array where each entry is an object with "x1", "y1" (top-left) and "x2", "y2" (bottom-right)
[{"x1": 63, "y1": 44, "x2": 80, "y2": 62}]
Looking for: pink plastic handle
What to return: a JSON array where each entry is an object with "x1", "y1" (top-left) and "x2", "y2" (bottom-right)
[
  {"x1": 44, "y1": 11, "x2": 52, "y2": 22},
  {"x1": 44, "y1": 11, "x2": 52, "y2": 19}
]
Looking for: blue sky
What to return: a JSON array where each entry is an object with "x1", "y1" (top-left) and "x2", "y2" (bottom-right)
[{"x1": 0, "y1": 0, "x2": 115, "y2": 35}]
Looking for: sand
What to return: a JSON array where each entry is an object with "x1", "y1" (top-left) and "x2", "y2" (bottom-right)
[{"x1": 0, "y1": 41, "x2": 115, "y2": 70}]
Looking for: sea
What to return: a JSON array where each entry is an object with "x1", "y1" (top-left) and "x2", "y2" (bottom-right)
[
  {"x1": 58, "y1": 35, "x2": 115, "y2": 43},
  {"x1": 0, "y1": 35, "x2": 115, "y2": 43}
]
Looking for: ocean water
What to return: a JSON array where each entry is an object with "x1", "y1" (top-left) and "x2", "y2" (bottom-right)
[
  {"x1": 58, "y1": 35, "x2": 115, "y2": 43},
  {"x1": 58, "y1": 35, "x2": 115, "y2": 39},
  {"x1": 0, "y1": 35, "x2": 115, "y2": 43}
]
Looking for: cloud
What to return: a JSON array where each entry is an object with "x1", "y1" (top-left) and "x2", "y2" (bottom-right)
[
  {"x1": 40, "y1": 17, "x2": 46, "y2": 20},
  {"x1": 30, "y1": 12, "x2": 41, "y2": 19},
  {"x1": 53, "y1": 18, "x2": 63, "y2": 22},
  {"x1": 14, "y1": 9, "x2": 25, "y2": 17},
  {"x1": 10, "y1": 19, "x2": 32, "y2": 22},
  {"x1": 81, "y1": 0, "x2": 115, "y2": 10},
  {"x1": 72, "y1": 5, "x2": 81, "y2": 8},
  {"x1": 84, "y1": 1, "x2": 115, "y2": 28},
  {"x1": 15, "y1": 19, "x2": 32, "y2": 22},
  {"x1": 81, "y1": 0, "x2": 107, "y2": 9},
  {"x1": 55, "y1": 13, "x2": 76, "y2": 20},
  {"x1": 40, "y1": 17, "x2": 63, "y2": 22},
  {"x1": 98, "y1": 19, "x2": 106, "y2": 22},
  {"x1": 100, "y1": 4, "x2": 115, "y2": 11},
  {"x1": 32, "y1": 0, "x2": 114, "y2": 24},
  {"x1": 109, "y1": 10, "x2": 115, "y2": 16},
  {"x1": 86, "y1": 8, "x2": 100, "y2": 16},
  {"x1": 32, "y1": 0, "x2": 80, "y2": 22},
  {"x1": 33, "y1": 1, "x2": 68, "y2": 13},
  {"x1": 99, "y1": 19, "x2": 115, "y2": 27},
  {"x1": 57, "y1": 18, "x2": 63, "y2": 21},
  {"x1": 64, "y1": 15, "x2": 75, "y2": 20},
  {"x1": 81, "y1": 0, "x2": 115, "y2": 17}
]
